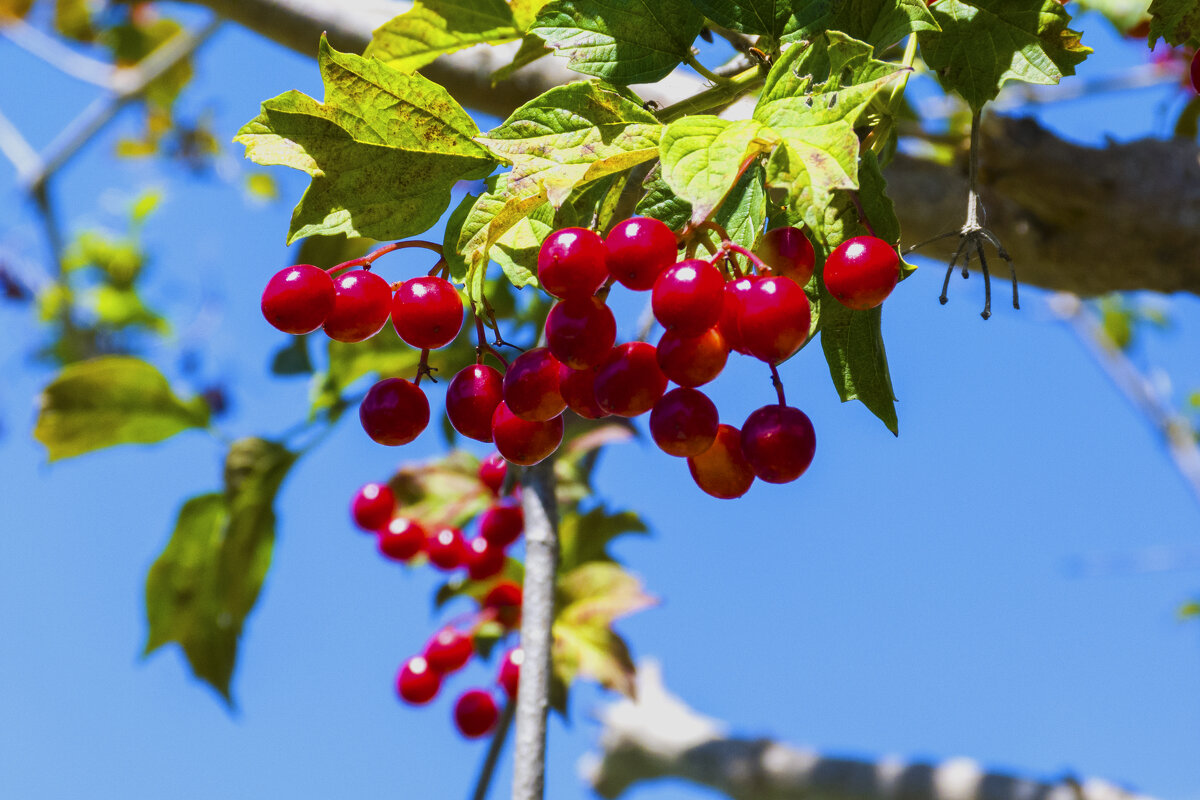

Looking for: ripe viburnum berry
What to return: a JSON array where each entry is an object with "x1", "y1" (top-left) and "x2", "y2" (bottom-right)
[
  {"x1": 491, "y1": 401, "x2": 564, "y2": 466},
  {"x1": 454, "y1": 689, "x2": 499, "y2": 738},
  {"x1": 261, "y1": 264, "x2": 335, "y2": 335},
  {"x1": 425, "y1": 628, "x2": 474, "y2": 674},
  {"x1": 756, "y1": 226, "x2": 815, "y2": 285},
  {"x1": 687, "y1": 424, "x2": 755, "y2": 499},
  {"x1": 537, "y1": 228, "x2": 608, "y2": 299},
  {"x1": 392, "y1": 276, "x2": 464, "y2": 349},
  {"x1": 823, "y1": 236, "x2": 900, "y2": 311},
  {"x1": 359, "y1": 378, "x2": 429, "y2": 446},
  {"x1": 741, "y1": 405, "x2": 817, "y2": 484},
  {"x1": 446, "y1": 365, "x2": 504, "y2": 443},
  {"x1": 350, "y1": 482, "x2": 394, "y2": 531},
  {"x1": 605, "y1": 217, "x2": 678, "y2": 291},
  {"x1": 498, "y1": 647, "x2": 522, "y2": 699},
  {"x1": 323, "y1": 269, "x2": 392, "y2": 343},
  {"x1": 396, "y1": 656, "x2": 441, "y2": 705}
]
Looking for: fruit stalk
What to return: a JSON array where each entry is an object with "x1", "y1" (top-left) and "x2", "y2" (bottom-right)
[
  {"x1": 511, "y1": 457, "x2": 560, "y2": 800},
  {"x1": 470, "y1": 700, "x2": 516, "y2": 800}
]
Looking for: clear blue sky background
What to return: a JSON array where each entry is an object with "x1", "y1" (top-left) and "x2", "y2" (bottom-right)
[{"x1": 2, "y1": 5, "x2": 1199, "y2": 799}]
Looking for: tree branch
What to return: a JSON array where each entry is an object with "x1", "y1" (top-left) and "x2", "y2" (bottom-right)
[
  {"x1": 182, "y1": 0, "x2": 1200, "y2": 298},
  {"x1": 584, "y1": 662, "x2": 1156, "y2": 800},
  {"x1": 513, "y1": 457, "x2": 560, "y2": 800}
]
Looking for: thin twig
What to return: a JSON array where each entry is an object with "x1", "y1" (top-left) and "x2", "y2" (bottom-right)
[{"x1": 470, "y1": 699, "x2": 516, "y2": 800}]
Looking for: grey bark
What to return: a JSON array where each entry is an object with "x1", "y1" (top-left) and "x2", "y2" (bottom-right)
[
  {"x1": 584, "y1": 663, "x2": 1156, "y2": 800},
  {"x1": 184, "y1": 0, "x2": 1200, "y2": 299}
]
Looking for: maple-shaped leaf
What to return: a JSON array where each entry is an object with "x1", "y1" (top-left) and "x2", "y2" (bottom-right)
[
  {"x1": 1148, "y1": 0, "x2": 1200, "y2": 46},
  {"x1": 919, "y1": 0, "x2": 1091, "y2": 111}
]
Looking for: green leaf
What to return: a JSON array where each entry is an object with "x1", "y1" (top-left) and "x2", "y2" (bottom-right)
[
  {"x1": 819, "y1": 303, "x2": 898, "y2": 434},
  {"x1": 782, "y1": 0, "x2": 940, "y2": 50},
  {"x1": 35, "y1": 356, "x2": 210, "y2": 461},
  {"x1": 0, "y1": 0, "x2": 35, "y2": 20},
  {"x1": 918, "y1": 0, "x2": 1091, "y2": 111},
  {"x1": 90, "y1": 285, "x2": 167, "y2": 331},
  {"x1": 235, "y1": 37, "x2": 495, "y2": 244},
  {"x1": 435, "y1": 559, "x2": 525, "y2": 608},
  {"x1": 659, "y1": 116, "x2": 778, "y2": 225},
  {"x1": 531, "y1": 0, "x2": 704, "y2": 84},
  {"x1": 476, "y1": 81, "x2": 661, "y2": 207},
  {"x1": 1149, "y1": 0, "x2": 1200, "y2": 45},
  {"x1": 512, "y1": 0, "x2": 554, "y2": 29},
  {"x1": 367, "y1": 0, "x2": 521, "y2": 73},
  {"x1": 145, "y1": 438, "x2": 297, "y2": 703},
  {"x1": 689, "y1": 0, "x2": 799, "y2": 38},
  {"x1": 270, "y1": 335, "x2": 314, "y2": 376},
  {"x1": 634, "y1": 166, "x2": 692, "y2": 231},
  {"x1": 559, "y1": 505, "x2": 648, "y2": 571},
  {"x1": 54, "y1": 0, "x2": 94, "y2": 41},
  {"x1": 492, "y1": 33, "x2": 554, "y2": 82},
  {"x1": 457, "y1": 176, "x2": 550, "y2": 299},
  {"x1": 493, "y1": 200, "x2": 556, "y2": 284},
  {"x1": 1181, "y1": 600, "x2": 1200, "y2": 619},
  {"x1": 714, "y1": 162, "x2": 767, "y2": 250},
  {"x1": 389, "y1": 450, "x2": 495, "y2": 529}
]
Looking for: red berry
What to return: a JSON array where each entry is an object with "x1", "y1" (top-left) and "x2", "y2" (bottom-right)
[
  {"x1": 425, "y1": 627, "x2": 474, "y2": 674},
  {"x1": 322, "y1": 269, "x2": 392, "y2": 343},
  {"x1": 656, "y1": 327, "x2": 728, "y2": 387},
  {"x1": 687, "y1": 424, "x2": 755, "y2": 499},
  {"x1": 823, "y1": 236, "x2": 900, "y2": 310},
  {"x1": 261, "y1": 264, "x2": 335, "y2": 335},
  {"x1": 491, "y1": 401, "x2": 564, "y2": 466},
  {"x1": 537, "y1": 228, "x2": 608, "y2": 299},
  {"x1": 446, "y1": 364, "x2": 504, "y2": 443},
  {"x1": 503, "y1": 347, "x2": 566, "y2": 422},
  {"x1": 652, "y1": 259, "x2": 725, "y2": 336},
  {"x1": 605, "y1": 217, "x2": 678, "y2": 291},
  {"x1": 392, "y1": 276, "x2": 464, "y2": 349},
  {"x1": 738, "y1": 276, "x2": 811, "y2": 364},
  {"x1": 480, "y1": 502, "x2": 524, "y2": 548},
  {"x1": 558, "y1": 364, "x2": 609, "y2": 419},
  {"x1": 350, "y1": 482, "x2": 395, "y2": 531},
  {"x1": 756, "y1": 226, "x2": 815, "y2": 285},
  {"x1": 479, "y1": 452, "x2": 507, "y2": 495},
  {"x1": 741, "y1": 404, "x2": 817, "y2": 483},
  {"x1": 498, "y1": 647, "x2": 522, "y2": 698},
  {"x1": 378, "y1": 517, "x2": 426, "y2": 562},
  {"x1": 454, "y1": 689, "x2": 499, "y2": 738},
  {"x1": 483, "y1": 581, "x2": 523, "y2": 628},
  {"x1": 546, "y1": 297, "x2": 617, "y2": 369},
  {"x1": 396, "y1": 656, "x2": 441, "y2": 705},
  {"x1": 427, "y1": 526, "x2": 467, "y2": 570},
  {"x1": 1191, "y1": 49, "x2": 1200, "y2": 94},
  {"x1": 359, "y1": 378, "x2": 430, "y2": 446},
  {"x1": 718, "y1": 276, "x2": 759, "y2": 354},
  {"x1": 649, "y1": 387, "x2": 719, "y2": 457},
  {"x1": 466, "y1": 536, "x2": 506, "y2": 581},
  {"x1": 594, "y1": 342, "x2": 668, "y2": 418}
]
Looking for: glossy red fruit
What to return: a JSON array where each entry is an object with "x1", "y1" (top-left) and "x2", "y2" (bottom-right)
[
  {"x1": 741, "y1": 404, "x2": 817, "y2": 483},
  {"x1": 377, "y1": 517, "x2": 426, "y2": 562},
  {"x1": 322, "y1": 269, "x2": 392, "y2": 343},
  {"x1": 656, "y1": 327, "x2": 729, "y2": 387},
  {"x1": 480, "y1": 502, "x2": 524, "y2": 548},
  {"x1": 756, "y1": 226, "x2": 816, "y2": 285},
  {"x1": 538, "y1": 227, "x2": 608, "y2": 299},
  {"x1": 605, "y1": 217, "x2": 678, "y2": 291},
  {"x1": 425, "y1": 628, "x2": 474, "y2": 674},
  {"x1": 427, "y1": 526, "x2": 467, "y2": 570},
  {"x1": 739, "y1": 276, "x2": 811, "y2": 364},
  {"x1": 261, "y1": 264, "x2": 336, "y2": 335},
  {"x1": 466, "y1": 536, "x2": 506, "y2": 580},
  {"x1": 483, "y1": 581, "x2": 522, "y2": 628},
  {"x1": 351, "y1": 482, "x2": 395, "y2": 531},
  {"x1": 687, "y1": 424, "x2": 755, "y2": 499},
  {"x1": 503, "y1": 347, "x2": 566, "y2": 422},
  {"x1": 360, "y1": 378, "x2": 429, "y2": 446},
  {"x1": 396, "y1": 656, "x2": 441, "y2": 705},
  {"x1": 1192, "y1": 49, "x2": 1200, "y2": 94},
  {"x1": 652, "y1": 259, "x2": 725, "y2": 336},
  {"x1": 478, "y1": 452, "x2": 507, "y2": 495},
  {"x1": 546, "y1": 297, "x2": 617, "y2": 369},
  {"x1": 454, "y1": 689, "x2": 499, "y2": 739},
  {"x1": 718, "y1": 276, "x2": 759, "y2": 354},
  {"x1": 446, "y1": 364, "x2": 504, "y2": 443},
  {"x1": 649, "y1": 387, "x2": 719, "y2": 457},
  {"x1": 491, "y1": 401, "x2": 565, "y2": 466},
  {"x1": 392, "y1": 276, "x2": 464, "y2": 349},
  {"x1": 823, "y1": 236, "x2": 900, "y2": 310},
  {"x1": 558, "y1": 364, "x2": 608, "y2": 419},
  {"x1": 594, "y1": 342, "x2": 668, "y2": 417},
  {"x1": 498, "y1": 647, "x2": 522, "y2": 699}
]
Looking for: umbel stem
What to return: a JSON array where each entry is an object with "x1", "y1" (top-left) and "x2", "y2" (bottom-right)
[{"x1": 511, "y1": 457, "x2": 560, "y2": 800}]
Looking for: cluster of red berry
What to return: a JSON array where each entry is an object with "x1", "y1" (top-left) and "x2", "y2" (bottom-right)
[
  {"x1": 349, "y1": 454, "x2": 524, "y2": 738},
  {"x1": 260, "y1": 215, "x2": 900, "y2": 498}
]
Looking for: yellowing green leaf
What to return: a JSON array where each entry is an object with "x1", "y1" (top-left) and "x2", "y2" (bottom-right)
[
  {"x1": 659, "y1": 116, "x2": 777, "y2": 225},
  {"x1": 1149, "y1": 0, "x2": 1200, "y2": 45},
  {"x1": 35, "y1": 356, "x2": 210, "y2": 461},
  {"x1": 367, "y1": 0, "x2": 521, "y2": 73},
  {"x1": 782, "y1": 0, "x2": 941, "y2": 50}
]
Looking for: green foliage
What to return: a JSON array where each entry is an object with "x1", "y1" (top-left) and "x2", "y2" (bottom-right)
[
  {"x1": 1149, "y1": 0, "x2": 1200, "y2": 45},
  {"x1": 692, "y1": 0, "x2": 801, "y2": 39},
  {"x1": 34, "y1": 357, "x2": 210, "y2": 461},
  {"x1": 531, "y1": 0, "x2": 704, "y2": 84},
  {"x1": 659, "y1": 117, "x2": 777, "y2": 224},
  {"x1": 235, "y1": 37, "x2": 495, "y2": 244},
  {"x1": 783, "y1": 0, "x2": 940, "y2": 50},
  {"x1": 368, "y1": 0, "x2": 522, "y2": 72},
  {"x1": 1076, "y1": 0, "x2": 1152, "y2": 32},
  {"x1": 918, "y1": 0, "x2": 1090, "y2": 111},
  {"x1": 144, "y1": 438, "x2": 297, "y2": 703}
]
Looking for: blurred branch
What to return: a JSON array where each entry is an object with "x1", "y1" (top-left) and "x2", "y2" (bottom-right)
[
  {"x1": 0, "y1": 104, "x2": 39, "y2": 182},
  {"x1": 1048, "y1": 294, "x2": 1200, "y2": 508},
  {"x1": 1, "y1": 18, "x2": 116, "y2": 88},
  {"x1": 585, "y1": 662, "x2": 1157, "y2": 800}
]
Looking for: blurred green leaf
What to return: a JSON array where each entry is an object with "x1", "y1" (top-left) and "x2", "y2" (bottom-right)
[
  {"x1": 559, "y1": 505, "x2": 648, "y2": 571},
  {"x1": 55, "y1": 0, "x2": 94, "y2": 41},
  {"x1": 270, "y1": 335, "x2": 313, "y2": 377},
  {"x1": 1149, "y1": 0, "x2": 1200, "y2": 45},
  {"x1": 368, "y1": 0, "x2": 521, "y2": 72}
]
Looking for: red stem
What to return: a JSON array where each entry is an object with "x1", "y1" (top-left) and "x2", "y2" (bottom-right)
[
  {"x1": 328, "y1": 240, "x2": 444, "y2": 274},
  {"x1": 769, "y1": 364, "x2": 787, "y2": 406}
]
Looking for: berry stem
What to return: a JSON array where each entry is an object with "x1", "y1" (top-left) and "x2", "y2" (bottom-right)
[
  {"x1": 769, "y1": 364, "x2": 787, "y2": 406},
  {"x1": 330, "y1": 240, "x2": 444, "y2": 273},
  {"x1": 511, "y1": 457, "x2": 559, "y2": 800},
  {"x1": 415, "y1": 349, "x2": 437, "y2": 386},
  {"x1": 471, "y1": 699, "x2": 517, "y2": 800},
  {"x1": 720, "y1": 241, "x2": 771, "y2": 275},
  {"x1": 475, "y1": 313, "x2": 510, "y2": 368}
]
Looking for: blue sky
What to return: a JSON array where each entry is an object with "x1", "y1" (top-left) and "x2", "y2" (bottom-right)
[{"x1": 2, "y1": 6, "x2": 1199, "y2": 799}]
